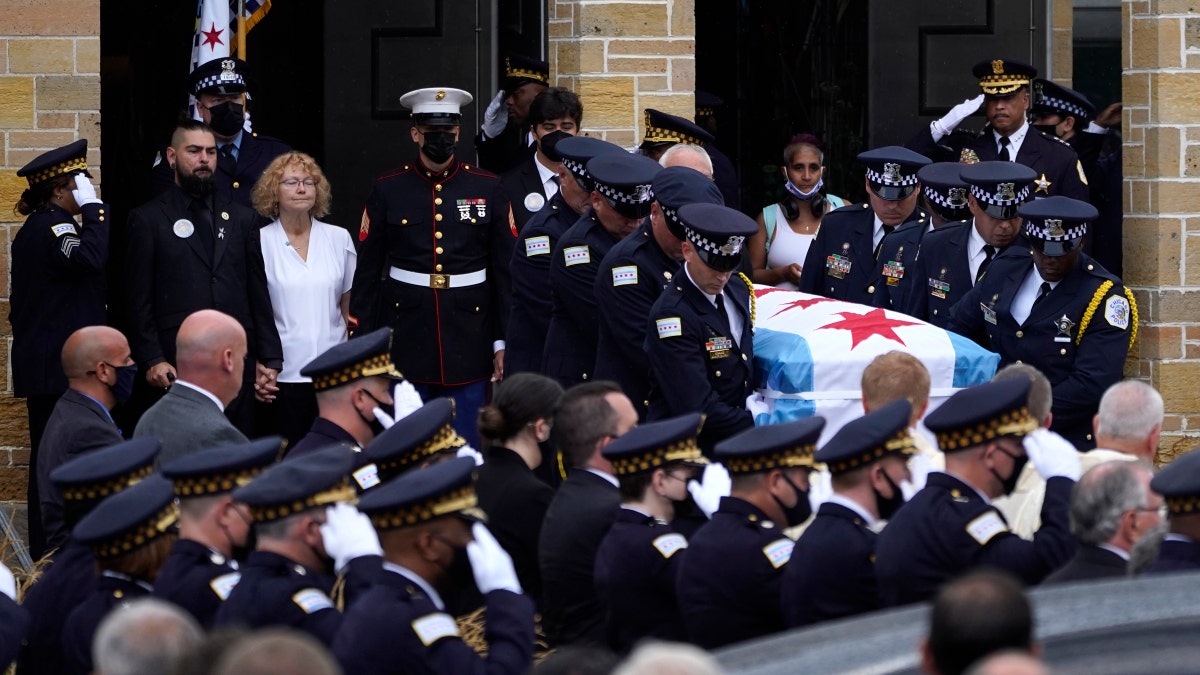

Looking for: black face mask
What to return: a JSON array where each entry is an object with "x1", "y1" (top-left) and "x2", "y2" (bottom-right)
[
  {"x1": 1032, "y1": 123, "x2": 1060, "y2": 138},
  {"x1": 438, "y1": 543, "x2": 476, "y2": 594},
  {"x1": 421, "y1": 130, "x2": 457, "y2": 164},
  {"x1": 110, "y1": 363, "x2": 138, "y2": 406},
  {"x1": 772, "y1": 472, "x2": 813, "y2": 527},
  {"x1": 232, "y1": 523, "x2": 257, "y2": 564},
  {"x1": 874, "y1": 469, "x2": 907, "y2": 521},
  {"x1": 207, "y1": 101, "x2": 245, "y2": 137},
  {"x1": 991, "y1": 447, "x2": 1029, "y2": 497},
  {"x1": 361, "y1": 390, "x2": 394, "y2": 437}
]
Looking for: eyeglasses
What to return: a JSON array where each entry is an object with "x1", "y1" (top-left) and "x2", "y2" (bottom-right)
[{"x1": 281, "y1": 178, "x2": 316, "y2": 189}]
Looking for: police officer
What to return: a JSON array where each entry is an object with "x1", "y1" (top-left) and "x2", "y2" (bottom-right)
[
  {"x1": 908, "y1": 58, "x2": 1089, "y2": 202},
  {"x1": 595, "y1": 167, "x2": 724, "y2": 417},
  {"x1": 917, "y1": 161, "x2": 971, "y2": 228},
  {"x1": 594, "y1": 413, "x2": 707, "y2": 653},
  {"x1": 351, "y1": 87, "x2": 515, "y2": 448},
  {"x1": 782, "y1": 399, "x2": 914, "y2": 628},
  {"x1": 543, "y1": 152, "x2": 661, "y2": 387},
  {"x1": 904, "y1": 161, "x2": 1036, "y2": 327},
  {"x1": 676, "y1": 417, "x2": 824, "y2": 649},
  {"x1": 874, "y1": 378, "x2": 1079, "y2": 607},
  {"x1": 332, "y1": 457, "x2": 535, "y2": 674},
  {"x1": 156, "y1": 437, "x2": 284, "y2": 627},
  {"x1": 151, "y1": 57, "x2": 291, "y2": 210},
  {"x1": 500, "y1": 87, "x2": 582, "y2": 231},
  {"x1": 800, "y1": 146, "x2": 930, "y2": 308},
  {"x1": 18, "y1": 438, "x2": 160, "y2": 675},
  {"x1": 476, "y1": 54, "x2": 550, "y2": 174},
  {"x1": 640, "y1": 108, "x2": 740, "y2": 210},
  {"x1": 644, "y1": 203, "x2": 759, "y2": 453},
  {"x1": 10, "y1": 140, "x2": 108, "y2": 557},
  {"x1": 1143, "y1": 448, "x2": 1200, "y2": 574},
  {"x1": 946, "y1": 196, "x2": 1136, "y2": 449},
  {"x1": 361, "y1": 397, "x2": 470, "y2": 485},
  {"x1": 62, "y1": 475, "x2": 179, "y2": 674},
  {"x1": 289, "y1": 327, "x2": 407, "y2": 458}
]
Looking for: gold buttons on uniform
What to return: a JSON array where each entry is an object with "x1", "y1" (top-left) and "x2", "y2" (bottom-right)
[
  {"x1": 435, "y1": 214, "x2": 443, "y2": 222},
  {"x1": 435, "y1": 264, "x2": 443, "y2": 272},
  {"x1": 715, "y1": 370, "x2": 722, "y2": 377},
  {"x1": 435, "y1": 184, "x2": 443, "y2": 192},
  {"x1": 435, "y1": 197, "x2": 443, "y2": 205},
  {"x1": 401, "y1": 219, "x2": 408, "y2": 225},
  {"x1": 1060, "y1": 348, "x2": 1067, "y2": 355},
  {"x1": 435, "y1": 231, "x2": 443, "y2": 239},
  {"x1": 582, "y1": 373, "x2": 589, "y2": 380},
  {"x1": 98, "y1": 216, "x2": 105, "y2": 221},
  {"x1": 868, "y1": 285, "x2": 876, "y2": 294},
  {"x1": 232, "y1": 181, "x2": 240, "y2": 188},
  {"x1": 435, "y1": 247, "x2": 443, "y2": 254},
  {"x1": 1015, "y1": 330, "x2": 1024, "y2": 338},
  {"x1": 932, "y1": 309, "x2": 938, "y2": 316}
]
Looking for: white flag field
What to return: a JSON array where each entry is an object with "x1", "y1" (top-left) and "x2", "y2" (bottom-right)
[{"x1": 749, "y1": 286, "x2": 1000, "y2": 446}]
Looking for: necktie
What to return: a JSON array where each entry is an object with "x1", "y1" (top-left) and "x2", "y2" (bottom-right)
[
  {"x1": 189, "y1": 196, "x2": 215, "y2": 253},
  {"x1": 1031, "y1": 282, "x2": 1052, "y2": 312},
  {"x1": 998, "y1": 136, "x2": 1011, "y2": 162},
  {"x1": 219, "y1": 144, "x2": 236, "y2": 175},
  {"x1": 874, "y1": 224, "x2": 895, "y2": 260},
  {"x1": 976, "y1": 244, "x2": 996, "y2": 283}
]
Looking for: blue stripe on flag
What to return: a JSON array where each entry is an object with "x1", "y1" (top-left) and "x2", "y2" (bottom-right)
[
  {"x1": 947, "y1": 331, "x2": 1000, "y2": 387},
  {"x1": 752, "y1": 327, "x2": 817, "y2": 425}
]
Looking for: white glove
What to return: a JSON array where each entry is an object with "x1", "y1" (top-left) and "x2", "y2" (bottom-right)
[
  {"x1": 745, "y1": 392, "x2": 771, "y2": 419},
  {"x1": 392, "y1": 380, "x2": 423, "y2": 420},
  {"x1": 0, "y1": 565, "x2": 15, "y2": 601},
  {"x1": 1022, "y1": 428, "x2": 1081, "y2": 481},
  {"x1": 481, "y1": 90, "x2": 509, "y2": 139},
  {"x1": 466, "y1": 522, "x2": 522, "y2": 594},
  {"x1": 687, "y1": 463, "x2": 731, "y2": 518},
  {"x1": 319, "y1": 503, "x2": 383, "y2": 572},
  {"x1": 72, "y1": 174, "x2": 102, "y2": 207},
  {"x1": 931, "y1": 94, "x2": 985, "y2": 139},
  {"x1": 457, "y1": 444, "x2": 484, "y2": 466}
]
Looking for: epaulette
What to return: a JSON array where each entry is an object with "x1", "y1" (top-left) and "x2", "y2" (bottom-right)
[
  {"x1": 461, "y1": 163, "x2": 500, "y2": 179},
  {"x1": 1040, "y1": 130, "x2": 1075, "y2": 148},
  {"x1": 376, "y1": 164, "x2": 415, "y2": 181}
]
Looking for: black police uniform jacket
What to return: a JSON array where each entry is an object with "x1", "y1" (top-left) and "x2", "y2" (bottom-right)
[
  {"x1": 538, "y1": 468, "x2": 620, "y2": 647},
  {"x1": 500, "y1": 154, "x2": 550, "y2": 232},
  {"x1": 16, "y1": 541, "x2": 95, "y2": 675},
  {"x1": 474, "y1": 120, "x2": 534, "y2": 174},
  {"x1": 151, "y1": 131, "x2": 291, "y2": 211},
  {"x1": 1143, "y1": 538, "x2": 1200, "y2": 575},
  {"x1": 213, "y1": 550, "x2": 341, "y2": 645},
  {"x1": 594, "y1": 220, "x2": 681, "y2": 417},
  {"x1": 152, "y1": 539, "x2": 241, "y2": 628},
  {"x1": 61, "y1": 573, "x2": 152, "y2": 674},
  {"x1": 874, "y1": 472, "x2": 1075, "y2": 607},
  {"x1": 350, "y1": 158, "x2": 515, "y2": 386},
  {"x1": 126, "y1": 186, "x2": 282, "y2": 370},
  {"x1": 781, "y1": 501, "x2": 880, "y2": 628},
  {"x1": 945, "y1": 252, "x2": 1134, "y2": 449},
  {"x1": 906, "y1": 124, "x2": 1089, "y2": 202},
  {"x1": 644, "y1": 270, "x2": 754, "y2": 453},
  {"x1": 506, "y1": 193, "x2": 580, "y2": 376},
  {"x1": 903, "y1": 222, "x2": 1031, "y2": 328},
  {"x1": 287, "y1": 417, "x2": 360, "y2": 459},
  {"x1": 0, "y1": 594, "x2": 29, "y2": 673},
  {"x1": 9, "y1": 202, "x2": 108, "y2": 397},
  {"x1": 543, "y1": 211, "x2": 625, "y2": 386},
  {"x1": 594, "y1": 508, "x2": 690, "y2": 653},
  {"x1": 1042, "y1": 544, "x2": 1127, "y2": 585},
  {"x1": 332, "y1": 566, "x2": 535, "y2": 675},
  {"x1": 676, "y1": 496, "x2": 794, "y2": 649},
  {"x1": 798, "y1": 202, "x2": 918, "y2": 307},
  {"x1": 870, "y1": 210, "x2": 932, "y2": 312}
]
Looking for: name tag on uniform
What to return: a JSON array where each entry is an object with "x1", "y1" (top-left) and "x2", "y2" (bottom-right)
[
  {"x1": 929, "y1": 277, "x2": 950, "y2": 300},
  {"x1": 612, "y1": 265, "x2": 638, "y2": 287},
  {"x1": 564, "y1": 245, "x2": 590, "y2": 267},
  {"x1": 411, "y1": 612, "x2": 460, "y2": 646},
  {"x1": 705, "y1": 336, "x2": 732, "y2": 360},
  {"x1": 762, "y1": 538, "x2": 795, "y2": 569},
  {"x1": 656, "y1": 317, "x2": 682, "y2": 338},
  {"x1": 882, "y1": 261, "x2": 905, "y2": 286},
  {"x1": 652, "y1": 533, "x2": 688, "y2": 559},
  {"x1": 826, "y1": 253, "x2": 851, "y2": 279},
  {"x1": 981, "y1": 303, "x2": 997, "y2": 325},
  {"x1": 524, "y1": 235, "x2": 550, "y2": 257}
]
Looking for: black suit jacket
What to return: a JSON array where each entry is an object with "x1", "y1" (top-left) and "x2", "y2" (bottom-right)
[
  {"x1": 474, "y1": 121, "x2": 535, "y2": 174},
  {"x1": 1043, "y1": 544, "x2": 1127, "y2": 585},
  {"x1": 501, "y1": 156, "x2": 550, "y2": 232},
  {"x1": 538, "y1": 468, "x2": 620, "y2": 647},
  {"x1": 476, "y1": 447, "x2": 554, "y2": 607},
  {"x1": 126, "y1": 186, "x2": 282, "y2": 369}
]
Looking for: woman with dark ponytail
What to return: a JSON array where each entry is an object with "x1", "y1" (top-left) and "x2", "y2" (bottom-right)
[
  {"x1": 11, "y1": 139, "x2": 110, "y2": 558},
  {"x1": 475, "y1": 372, "x2": 563, "y2": 607}
]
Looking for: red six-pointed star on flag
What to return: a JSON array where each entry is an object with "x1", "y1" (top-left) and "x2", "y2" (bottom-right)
[
  {"x1": 767, "y1": 296, "x2": 833, "y2": 319},
  {"x1": 201, "y1": 22, "x2": 225, "y2": 50},
  {"x1": 816, "y1": 308, "x2": 923, "y2": 349}
]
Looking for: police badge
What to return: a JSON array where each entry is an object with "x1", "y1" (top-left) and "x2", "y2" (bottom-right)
[
  {"x1": 992, "y1": 59, "x2": 1005, "y2": 75},
  {"x1": 947, "y1": 187, "x2": 968, "y2": 209},
  {"x1": 220, "y1": 59, "x2": 237, "y2": 81},
  {"x1": 720, "y1": 236, "x2": 744, "y2": 256},
  {"x1": 882, "y1": 162, "x2": 901, "y2": 183},
  {"x1": 634, "y1": 184, "x2": 652, "y2": 201},
  {"x1": 997, "y1": 183, "x2": 1016, "y2": 201},
  {"x1": 1045, "y1": 218, "x2": 1065, "y2": 238}
]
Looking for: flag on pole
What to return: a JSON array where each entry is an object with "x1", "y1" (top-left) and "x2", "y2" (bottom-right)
[
  {"x1": 231, "y1": 0, "x2": 272, "y2": 53},
  {"x1": 192, "y1": 0, "x2": 232, "y2": 71}
]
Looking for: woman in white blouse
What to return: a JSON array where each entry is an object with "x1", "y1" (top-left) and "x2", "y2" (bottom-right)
[{"x1": 251, "y1": 151, "x2": 356, "y2": 444}]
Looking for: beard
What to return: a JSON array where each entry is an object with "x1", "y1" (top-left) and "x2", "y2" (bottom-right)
[{"x1": 178, "y1": 168, "x2": 215, "y2": 197}]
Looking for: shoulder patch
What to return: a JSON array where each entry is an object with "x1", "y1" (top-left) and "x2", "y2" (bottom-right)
[
  {"x1": 152, "y1": 151, "x2": 163, "y2": 168},
  {"x1": 965, "y1": 511, "x2": 1009, "y2": 546},
  {"x1": 1105, "y1": 294, "x2": 1130, "y2": 329},
  {"x1": 525, "y1": 235, "x2": 550, "y2": 256},
  {"x1": 291, "y1": 588, "x2": 334, "y2": 614},
  {"x1": 411, "y1": 612, "x2": 460, "y2": 646},
  {"x1": 51, "y1": 222, "x2": 78, "y2": 238},
  {"x1": 762, "y1": 538, "x2": 795, "y2": 569},
  {"x1": 1076, "y1": 159, "x2": 1089, "y2": 185},
  {"x1": 564, "y1": 245, "x2": 590, "y2": 266},
  {"x1": 656, "y1": 317, "x2": 683, "y2": 338},
  {"x1": 652, "y1": 533, "x2": 688, "y2": 559},
  {"x1": 358, "y1": 207, "x2": 371, "y2": 242},
  {"x1": 353, "y1": 463, "x2": 380, "y2": 490},
  {"x1": 209, "y1": 572, "x2": 241, "y2": 600},
  {"x1": 612, "y1": 265, "x2": 638, "y2": 287}
]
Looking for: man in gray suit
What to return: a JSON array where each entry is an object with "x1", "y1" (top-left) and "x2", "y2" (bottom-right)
[{"x1": 135, "y1": 309, "x2": 250, "y2": 465}]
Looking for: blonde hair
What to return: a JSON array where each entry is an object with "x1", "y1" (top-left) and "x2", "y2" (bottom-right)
[
  {"x1": 251, "y1": 151, "x2": 332, "y2": 219},
  {"x1": 861, "y1": 351, "x2": 931, "y2": 425}
]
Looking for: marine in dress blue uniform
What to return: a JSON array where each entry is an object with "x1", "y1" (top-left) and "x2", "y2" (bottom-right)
[
  {"x1": 332, "y1": 457, "x2": 536, "y2": 675},
  {"x1": 801, "y1": 146, "x2": 931, "y2": 308},
  {"x1": 18, "y1": 438, "x2": 160, "y2": 675},
  {"x1": 676, "y1": 418, "x2": 824, "y2": 649},
  {"x1": 594, "y1": 414, "x2": 707, "y2": 653},
  {"x1": 594, "y1": 167, "x2": 723, "y2": 417},
  {"x1": 350, "y1": 87, "x2": 516, "y2": 448},
  {"x1": 151, "y1": 57, "x2": 290, "y2": 211},
  {"x1": 945, "y1": 197, "x2": 1136, "y2": 449},
  {"x1": 1143, "y1": 449, "x2": 1200, "y2": 574},
  {"x1": 155, "y1": 437, "x2": 284, "y2": 627},
  {"x1": 782, "y1": 400, "x2": 916, "y2": 628},
  {"x1": 906, "y1": 58, "x2": 1089, "y2": 203},
  {"x1": 904, "y1": 161, "x2": 1036, "y2": 327},
  {"x1": 10, "y1": 140, "x2": 109, "y2": 557},
  {"x1": 639, "y1": 108, "x2": 740, "y2": 210},
  {"x1": 874, "y1": 378, "x2": 1075, "y2": 607},
  {"x1": 506, "y1": 135, "x2": 625, "y2": 376},
  {"x1": 644, "y1": 203, "x2": 758, "y2": 453},
  {"x1": 61, "y1": 475, "x2": 178, "y2": 675},
  {"x1": 543, "y1": 153, "x2": 662, "y2": 387},
  {"x1": 214, "y1": 447, "x2": 363, "y2": 644}
]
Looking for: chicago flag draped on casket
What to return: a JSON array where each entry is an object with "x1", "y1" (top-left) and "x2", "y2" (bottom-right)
[{"x1": 751, "y1": 287, "x2": 999, "y2": 444}]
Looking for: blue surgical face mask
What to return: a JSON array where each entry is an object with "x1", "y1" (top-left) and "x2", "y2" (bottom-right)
[{"x1": 785, "y1": 177, "x2": 824, "y2": 201}]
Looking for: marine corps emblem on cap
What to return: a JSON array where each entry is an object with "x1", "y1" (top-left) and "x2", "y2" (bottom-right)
[
  {"x1": 882, "y1": 162, "x2": 901, "y2": 183},
  {"x1": 1045, "y1": 218, "x2": 1065, "y2": 238},
  {"x1": 947, "y1": 187, "x2": 968, "y2": 208},
  {"x1": 997, "y1": 182, "x2": 1016, "y2": 201},
  {"x1": 992, "y1": 59, "x2": 1005, "y2": 74},
  {"x1": 436, "y1": 90, "x2": 446, "y2": 101},
  {"x1": 720, "y1": 236, "x2": 744, "y2": 256}
]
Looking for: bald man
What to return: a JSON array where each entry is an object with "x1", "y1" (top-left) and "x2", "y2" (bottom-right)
[
  {"x1": 135, "y1": 310, "x2": 250, "y2": 466},
  {"x1": 37, "y1": 326, "x2": 133, "y2": 552}
]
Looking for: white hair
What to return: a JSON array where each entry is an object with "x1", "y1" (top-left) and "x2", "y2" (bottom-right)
[
  {"x1": 659, "y1": 143, "x2": 714, "y2": 176},
  {"x1": 612, "y1": 641, "x2": 725, "y2": 675},
  {"x1": 1096, "y1": 380, "x2": 1164, "y2": 441},
  {"x1": 93, "y1": 598, "x2": 202, "y2": 675}
]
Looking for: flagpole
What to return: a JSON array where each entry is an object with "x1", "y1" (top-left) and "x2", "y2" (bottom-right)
[{"x1": 237, "y1": 0, "x2": 247, "y2": 59}]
